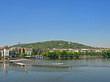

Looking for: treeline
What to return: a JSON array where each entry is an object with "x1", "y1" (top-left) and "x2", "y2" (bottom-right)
[
  {"x1": 41, "y1": 50, "x2": 110, "y2": 58},
  {"x1": 0, "y1": 52, "x2": 1, "y2": 56}
]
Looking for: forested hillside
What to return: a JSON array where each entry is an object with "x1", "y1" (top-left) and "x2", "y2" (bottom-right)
[{"x1": 11, "y1": 40, "x2": 97, "y2": 49}]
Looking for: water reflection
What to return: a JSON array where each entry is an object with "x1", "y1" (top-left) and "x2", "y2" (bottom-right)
[
  {"x1": 25, "y1": 71, "x2": 27, "y2": 74},
  {"x1": 0, "y1": 58, "x2": 110, "y2": 82},
  {"x1": 0, "y1": 62, "x2": 9, "y2": 76},
  {"x1": 0, "y1": 58, "x2": 110, "y2": 72}
]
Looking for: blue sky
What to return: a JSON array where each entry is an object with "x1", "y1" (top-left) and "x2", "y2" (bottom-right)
[{"x1": 0, "y1": 0, "x2": 110, "y2": 48}]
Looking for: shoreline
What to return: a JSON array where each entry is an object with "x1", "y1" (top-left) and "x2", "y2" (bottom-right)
[
  {"x1": 79, "y1": 56, "x2": 103, "y2": 58},
  {"x1": 0, "y1": 55, "x2": 108, "y2": 60}
]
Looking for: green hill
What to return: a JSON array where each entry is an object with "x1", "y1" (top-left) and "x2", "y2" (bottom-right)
[{"x1": 11, "y1": 40, "x2": 97, "y2": 49}]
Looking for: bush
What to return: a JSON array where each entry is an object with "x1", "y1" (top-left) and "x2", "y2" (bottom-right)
[
  {"x1": 16, "y1": 53, "x2": 20, "y2": 55},
  {"x1": 1, "y1": 56, "x2": 3, "y2": 58},
  {"x1": 20, "y1": 53, "x2": 26, "y2": 58}
]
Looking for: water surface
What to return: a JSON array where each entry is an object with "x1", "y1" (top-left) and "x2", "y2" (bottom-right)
[{"x1": 0, "y1": 58, "x2": 110, "y2": 82}]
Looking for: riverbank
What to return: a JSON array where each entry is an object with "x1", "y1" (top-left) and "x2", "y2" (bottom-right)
[
  {"x1": 79, "y1": 55, "x2": 103, "y2": 58},
  {"x1": 0, "y1": 55, "x2": 106, "y2": 60},
  {"x1": 49, "y1": 55, "x2": 104, "y2": 59}
]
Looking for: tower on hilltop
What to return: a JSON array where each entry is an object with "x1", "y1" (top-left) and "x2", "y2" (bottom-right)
[{"x1": 68, "y1": 40, "x2": 71, "y2": 44}]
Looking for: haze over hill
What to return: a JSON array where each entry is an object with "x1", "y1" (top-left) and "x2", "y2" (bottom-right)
[{"x1": 11, "y1": 40, "x2": 98, "y2": 49}]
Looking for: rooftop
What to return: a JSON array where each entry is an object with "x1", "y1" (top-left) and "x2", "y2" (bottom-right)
[{"x1": 4, "y1": 45, "x2": 9, "y2": 49}]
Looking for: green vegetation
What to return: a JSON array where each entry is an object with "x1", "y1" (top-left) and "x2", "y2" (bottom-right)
[
  {"x1": 41, "y1": 51, "x2": 79, "y2": 58},
  {"x1": 0, "y1": 52, "x2": 1, "y2": 57},
  {"x1": 41, "y1": 50, "x2": 110, "y2": 58},
  {"x1": 102, "y1": 50, "x2": 110, "y2": 57},
  {"x1": 20, "y1": 48, "x2": 26, "y2": 57},
  {"x1": 12, "y1": 49, "x2": 16, "y2": 54},
  {"x1": 19, "y1": 49, "x2": 21, "y2": 54},
  {"x1": 11, "y1": 40, "x2": 97, "y2": 49},
  {"x1": 40, "y1": 49, "x2": 43, "y2": 55},
  {"x1": 23, "y1": 48, "x2": 25, "y2": 53},
  {"x1": 107, "y1": 50, "x2": 110, "y2": 56},
  {"x1": 20, "y1": 53, "x2": 26, "y2": 57},
  {"x1": 1, "y1": 56, "x2": 3, "y2": 58},
  {"x1": 16, "y1": 53, "x2": 20, "y2": 56},
  {"x1": 31, "y1": 49, "x2": 37, "y2": 56}
]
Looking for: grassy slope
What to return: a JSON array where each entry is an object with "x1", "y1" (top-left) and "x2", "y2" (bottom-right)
[{"x1": 11, "y1": 40, "x2": 97, "y2": 49}]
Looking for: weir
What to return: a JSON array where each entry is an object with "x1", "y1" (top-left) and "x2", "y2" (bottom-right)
[{"x1": 0, "y1": 60, "x2": 40, "y2": 63}]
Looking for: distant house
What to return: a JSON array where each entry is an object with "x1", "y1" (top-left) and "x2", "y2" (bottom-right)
[
  {"x1": 73, "y1": 49, "x2": 79, "y2": 52},
  {"x1": 9, "y1": 47, "x2": 21, "y2": 53},
  {"x1": 21, "y1": 48, "x2": 32, "y2": 55},
  {"x1": 81, "y1": 49, "x2": 91, "y2": 52},
  {"x1": 95, "y1": 49, "x2": 102, "y2": 52},
  {"x1": 36, "y1": 55, "x2": 43, "y2": 58},
  {"x1": 59, "y1": 49, "x2": 68, "y2": 52},
  {"x1": 43, "y1": 49, "x2": 50, "y2": 52},
  {"x1": 0, "y1": 47, "x2": 4, "y2": 52},
  {"x1": 1, "y1": 45, "x2": 14, "y2": 58}
]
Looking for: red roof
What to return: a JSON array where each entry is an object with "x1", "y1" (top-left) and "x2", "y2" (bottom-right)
[
  {"x1": 21, "y1": 48, "x2": 32, "y2": 50},
  {"x1": 4, "y1": 45, "x2": 9, "y2": 49},
  {"x1": 0, "y1": 47, "x2": 4, "y2": 49}
]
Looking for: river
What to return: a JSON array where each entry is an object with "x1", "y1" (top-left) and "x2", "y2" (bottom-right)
[{"x1": 0, "y1": 58, "x2": 110, "y2": 82}]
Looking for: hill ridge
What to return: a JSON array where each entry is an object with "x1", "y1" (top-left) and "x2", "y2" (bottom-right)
[{"x1": 11, "y1": 40, "x2": 97, "y2": 49}]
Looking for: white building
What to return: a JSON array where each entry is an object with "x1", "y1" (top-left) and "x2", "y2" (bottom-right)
[
  {"x1": 1, "y1": 45, "x2": 14, "y2": 58},
  {"x1": 4, "y1": 45, "x2": 9, "y2": 58}
]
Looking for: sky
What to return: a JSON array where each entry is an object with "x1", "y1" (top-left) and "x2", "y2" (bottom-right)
[{"x1": 0, "y1": 0, "x2": 110, "y2": 48}]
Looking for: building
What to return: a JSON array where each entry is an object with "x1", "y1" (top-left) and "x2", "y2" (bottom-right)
[
  {"x1": 36, "y1": 55, "x2": 43, "y2": 58},
  {"x1": 4, "y1": 45, "x2": 9, "y2": 58},
  {"x1": 25, "y1": 48, "x2": 32, "y2": 55},
  {"x1": 1, "y1": 45, "x2": 14, "y2": 58},
  {"x1": 81, "y1": 49, "x2": 91, "y2": 52},
  {"x1": 43, "y1": 49, "x2": 50, "y2": 52},
  {"x1": 9, "y1": 47, "x2": 21, "y2": 53},
  {"x1": 0, "y1": 47, "x2": 4, "y2": 52},
  {"x1": 34, "y1": 48, "x2": 40, "y2": 55},
  {"x1": 21, "y1": 48, "x2": 32, "y2": 55}
]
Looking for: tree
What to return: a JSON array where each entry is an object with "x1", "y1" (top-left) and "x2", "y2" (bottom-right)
[
  {"x1": 31, "y1": 52, "x2": 33, "y2": 56},
  {"x1": 107, "y1": 50, "x2": 110, "y2": 56},
  {"x1": 62, "y1": 50, "x2": 67, "y2": 57},
  {"x1": 67, "y1": 52, "x2": 73, "y2": 57},
  {"x1": 41, "y1": 52, "x2": 46, "y2": 56},
  {"x1": 32, "y1": 49, "x2": 35, "y2": 55},
  {"x1": 0, "y1": 52, "x2": 1, "y2": 57},
  {"x1": 19, "y1": 49, "x2": 21, "y2": 54},
  {"x1": 81, "y1": 52, "x2": 85, "y2": 56},
  {"x1": 23, "y1": 48, "x2": 25, "y2": 53},
  {"x1": 40, "y1": 49, "x2": 42, "y2": 55},
  {"x1": 31, "y1": 49, "x2": 37, "y2": 56},
  {"x1": 101, "y1": 50, "x2": 107, "y2": 57},
  {"x1": 20, "y1": 53, "x2": 26, "y2": 57},
  {"x1": 35, "y1": 50, "x2": 37, "y2": 55},
  {"x1": 16, "y1": 53, "x2": 20, "y2": 57},
  {"x1": 91, "y1": 51, "x2": 95, "y2": 56},
  {"x1": 78, "y1": 51, "x2": 81, "y2": 56},
  {"x1": 57, "y1": 51, "x2": 62, "y2": 57},
  {"x1": 51, "y1": 51, "x2": 57, "y2": 58},
  {"x1": 12, "y1": 49, "x2": 16, "y2": 54},
  {"x1": 46, "y1": 51, "x2": 51, "y2": 57},
  {"x1": 85, "y1": 50, "x2": 88, "y2": 56},
  {"x1": 73, "y1": 52, "x2": 78, "y2": 58}
]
